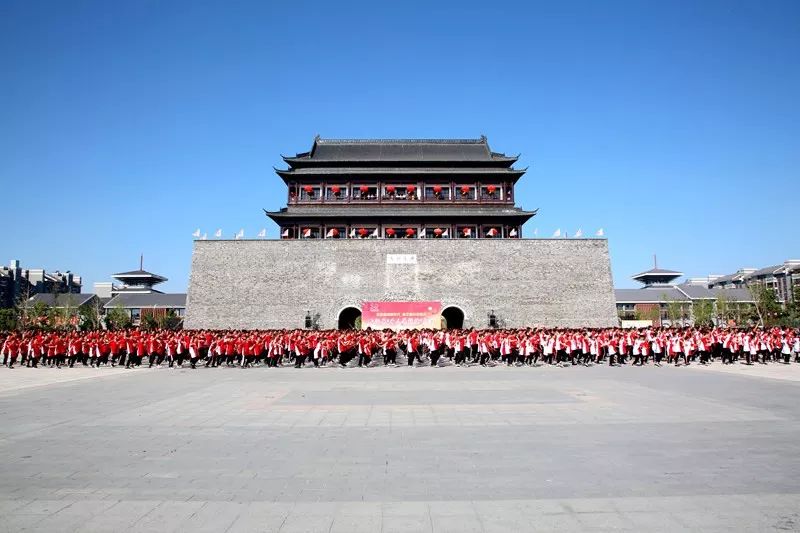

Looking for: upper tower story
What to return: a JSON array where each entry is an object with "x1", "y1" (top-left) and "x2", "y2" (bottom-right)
[{"x1": 265, "y1": 137, "x2": 537, "y2": 239}]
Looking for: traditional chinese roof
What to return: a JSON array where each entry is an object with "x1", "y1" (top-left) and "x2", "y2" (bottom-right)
[
  {"x1": 746, "y1": 264, "x2": 783, "y2": 279},
  {"x1": 630, "y1": 267, "x2": 684, "y2": 286},
  {"x1": 282, "y1": 137, "x2": 518, "y2": 167},
  {"x1": 264, "y1": 205, "x2": 537, "y2": 224},
  {"x1": 614, "y1": 288, "x2": 689, "y2": 303},
  {"x1": 104, "y1": 292, "x2": 186, "y2": 309},
  {"x1": 28, "y1": 293, "x2": 98, "y2": 308},
  {"x1": 111, "y1": 269, "x2": 167, "y2": 284},
  {"x1": 675, "y1": 284, "x2": 753, "y2": 301},
  {"x1": 274, "y1": 166, "x2": 526, "y2": 183}
]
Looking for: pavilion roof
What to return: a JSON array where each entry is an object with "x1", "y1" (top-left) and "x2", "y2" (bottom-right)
[
  {"x1": 631, "y1": 267, "x2": 683, "y2": 281},
  {"x1": 112, "y1": 269, "x2": 168, "y2": 283}
]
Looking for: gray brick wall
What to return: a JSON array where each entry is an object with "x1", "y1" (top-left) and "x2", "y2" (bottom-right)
[{"x1": 185, "y1": 239, "x2": 618, "y2": 330}]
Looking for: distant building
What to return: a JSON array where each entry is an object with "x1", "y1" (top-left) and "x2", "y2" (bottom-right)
[
  {"x1": 27, "y1": 293, "x2": 100, "y2": 310},
  {"x1": 102, "y1": 264, "x2": 185, "y2": 325},
  {"x1": 615, "y1": 262, "x2": 753, "y2": 327},
  {"x1": 708, "y1": 259, "x2": 800, "y2": 305},
  {"x1": 0, "y1": 259, "x2": 82, "y2": 308}
]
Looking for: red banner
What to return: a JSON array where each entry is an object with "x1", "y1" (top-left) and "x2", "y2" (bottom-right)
[{"x1": 361, "y1": 301, "x2": 442, "y2": 330}]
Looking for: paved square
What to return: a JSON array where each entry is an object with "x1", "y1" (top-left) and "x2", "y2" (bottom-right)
[{"x1": 1, "y1": 364, "x2": 799, "y2": 532}]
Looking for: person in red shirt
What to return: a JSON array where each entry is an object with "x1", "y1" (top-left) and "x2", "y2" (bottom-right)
[{"x1": 3, "y1": 335, "x2": 19, "y2": 368}]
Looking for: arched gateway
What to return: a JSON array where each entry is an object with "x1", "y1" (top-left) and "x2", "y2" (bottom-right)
[
  {"x1": 338, "y1": 307, "x2": 362, "y2": 330},
  {"x1": 441, "y1": 306, "x2": 465, "y2": 329}
]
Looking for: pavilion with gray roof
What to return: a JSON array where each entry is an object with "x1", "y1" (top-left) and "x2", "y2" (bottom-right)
[{"x1": 615, "y1": 260, "x2": 755, "y2": 326}]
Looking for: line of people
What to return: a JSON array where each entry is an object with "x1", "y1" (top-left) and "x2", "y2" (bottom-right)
[{"x1": 1, "y1": 326, "x2": 799, "y2": 369}]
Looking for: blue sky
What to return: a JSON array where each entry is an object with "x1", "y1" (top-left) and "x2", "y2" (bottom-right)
[{"x1": 1, "y1": 0, "x2": 798, "y2": 291}]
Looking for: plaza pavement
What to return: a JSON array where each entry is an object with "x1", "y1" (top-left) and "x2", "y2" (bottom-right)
[{"x1": 1, "y1": 362, "x2": 799, "y2": 532}]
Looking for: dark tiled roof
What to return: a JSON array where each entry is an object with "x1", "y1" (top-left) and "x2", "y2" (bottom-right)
[
  {"x1": 112, "y1": 269, "x2": 168, "y2": 281},
  {"x1": 615, "y1": 288, "x2": 689, "y2": 303},
  {"x1": 113, "y1": 287, "x2": 164, "y2": 294},
  {"x1": 104, "y1": 293, "x2": 186, "y2": 309},
  {"x1": 631, "y1": 267, "x2": 683, "y2": 279},
  {"x1": 708, "y1": 287, "x2": 754, "y2": 302},
  {"x1": 284, "y1": 137, "x2": 517, "y2": 163},
  {"x1": 616, "y1": 285, "x2": 754, "y2": 303},
  {"x1": 265, "y1": 206, "x2": 537, "y2": 220},
  {"x1": 28, "y1": 293, "x2": 98, "y2": 307},
  {"x1": 277, "y1": 167, "x2": 525, "y2": 175},
  {"x1": 708, "y1": 273, "x2": 739, "y2": 285},
  {"x1": 675, "y1": 283, "x2": 715, "y2": 299},
  {"x1": 745, "y1": 265, "x2": 782, "y2": 278}
]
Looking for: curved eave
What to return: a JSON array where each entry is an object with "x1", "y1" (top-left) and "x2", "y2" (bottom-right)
[
  {"x1": 490, "y1": 155, "x2": 519, "y2": 166},
  {"x1": 264, "y1": 207, "x2": 537, "y2": 223},
  {"x1": 631, "y1": 271, "x2": 684, "y2": 281},
  {"x1": 279, "y1": 160, "x2": 521, "y2": 170},
  {"x1": 274, "y1": 168, "x2": 526, "y2": 183},
  {"x1": 281, "y1": 154, "x2": 312, "y2": 169}
]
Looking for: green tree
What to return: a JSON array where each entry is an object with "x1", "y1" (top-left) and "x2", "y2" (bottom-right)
[
  {"x1": 692, "y1": 299, "x2": 715, "y2": 327},
  {"x1": 715, "y1": 293, "x2": 730, "y2": 325},
  {"x1": 0, "y1": 308, "x2": 17, "y2": 331},
  {"x1": 48, "y1": 305, "x2": 66, "y2": 331},
  {"x1": 14, "y1": 284, "x2": 34, "y2": 331},
  {"x1": 106, "y1": 306, "x2": 131, "y2": 331},
  {"x1": 748, "y1": 284, "x2": 783, "y2": 327},
  {"x1": 156, "y1": 310, "x2": 182, "y2": 330},
  {"x1": 79, "y1": 298, "x2": 103, "y2": 331},
  {"x1": 29, "y1": 301, "x2": 51, "y2": 330},
  {"x1": 664, "y1": 296, "x2": 687, "y2": 327},
  {"x1": 140, "y1": 314, "x2": 158, "y2": 331},
  {"x1": 783, "y1": 285, "x2": 800, "y2": 328}
]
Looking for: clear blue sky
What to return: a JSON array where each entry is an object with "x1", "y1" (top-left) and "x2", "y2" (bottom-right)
[{"x1": 1, "y1": 0, "x2": 798, "y2": 291}]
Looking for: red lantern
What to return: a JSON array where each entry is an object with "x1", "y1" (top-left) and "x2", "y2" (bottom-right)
[
  {"x1": 359, "y1": 185, "x2": 369, "y2": 193},
  {"x1": 358, "y1": 228, "x2": 367, "y2": 237},
  {"x1": 406, "y1": 185, "x2": 416, "y2": 193},
  {"x1": 386, "y1": 228, "x2": 396, "y2": 236},
  {"x1": 433, "y1": 185, "x2": 442, "y2": 194},
  {"x1": 331, "y1": 186, "x2": 341, "y2": 195},
  {"x1": 303, "y1": 185, "x2": 313, "y2": 194},
  {"x1": 405, "y1": 228, "x2": 415, "y2": 236},
  {"x1": 487, "y1": 185, "x2": 496, "y2": 194},
  {"x1": 460, "y1": 185, "x2": 470, "y2": 195},
  {"x1": 433, "y1": 228, "x2": 443, "y2": 236},
  {"x1": 331, "y1": 228, "x2": 339, "y2": 237},
  {"x1": 386, "y1": 185, "x2": 396, "y2": 194}
]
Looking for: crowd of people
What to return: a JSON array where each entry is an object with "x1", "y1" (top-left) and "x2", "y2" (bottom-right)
[{"x1": 1, "y1": 326, "x2": 799, "y2": 370}]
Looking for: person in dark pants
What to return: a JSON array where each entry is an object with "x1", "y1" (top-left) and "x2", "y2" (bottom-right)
[{"x1": 406, "y1": 336, "x2": 419, "y2": 366}]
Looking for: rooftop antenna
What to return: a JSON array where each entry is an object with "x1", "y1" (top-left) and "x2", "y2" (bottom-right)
[
  {"x1": 654, "y1": 254, "x2": 657, "y2": 269},
  {"x1": 140, "y1": 253, "x2": 143, "y2": 271}
]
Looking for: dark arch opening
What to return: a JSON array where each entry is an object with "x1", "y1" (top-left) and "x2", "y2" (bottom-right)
[
  {"x1": 338, "y1": 307, "x2": 362, "y2": 330},
  {"x1": 441, "y1": 306, "x2": 464, "y2": 330}
]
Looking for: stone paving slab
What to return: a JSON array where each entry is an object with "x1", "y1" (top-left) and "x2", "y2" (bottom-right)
[
  {"x1": 2, "y1": 496, "x2": 796, "y2": 532},
  {"x1": 1, "y1": 364, "x2": 800, "y2": 531},
  {"x1": 684, "y1": 360, "x2": 800, "y2": 381}
]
